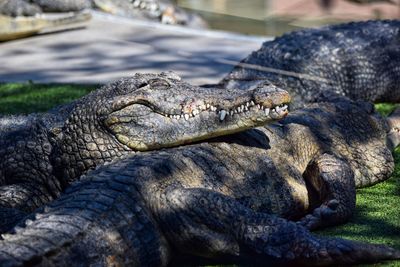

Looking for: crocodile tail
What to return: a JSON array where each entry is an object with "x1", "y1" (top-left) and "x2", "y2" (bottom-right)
[
  {"x1": 240, "y1": 217, "x2": 400, "y2": 266},
  {"x1": 294, "y1": 237, "x2": 400, "y2": 266}
]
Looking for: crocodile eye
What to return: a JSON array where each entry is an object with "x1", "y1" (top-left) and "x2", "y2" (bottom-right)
[{"x1": 149, "y1": 79, "x2": 170, "y2": 89}]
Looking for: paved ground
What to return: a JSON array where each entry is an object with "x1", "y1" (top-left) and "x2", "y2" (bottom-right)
[{"x1": 0, "y1": 11, "x2": 267, "y2": 85}]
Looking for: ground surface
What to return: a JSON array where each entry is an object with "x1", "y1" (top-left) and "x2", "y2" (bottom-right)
[
  {"x1": 0, "y1": 83, "x2": 399, "y2": 266},
  {"x1": 0, "y1": 12, "x2": 266, "y2": 85}
]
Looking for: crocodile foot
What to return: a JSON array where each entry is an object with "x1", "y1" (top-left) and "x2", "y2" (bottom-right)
[{"x1": 298, "y1": 199, "x2": 340, "y2": 230}]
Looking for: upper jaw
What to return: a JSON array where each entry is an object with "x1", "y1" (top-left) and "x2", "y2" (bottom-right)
[
  {"x1": 156, "y1": 101, "x2": 289, "y2": 122},
  {"x1": 136, "y1": 84, "x2": 291, "y2": 122},
  {"x1": 100, "y1": 75, "x2": 291, "y2": 150}
]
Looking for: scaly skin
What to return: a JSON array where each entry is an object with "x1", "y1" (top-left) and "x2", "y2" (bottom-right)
[
  {"x1": 0, "y1": 98, "x2": 399, "y2": 266},
  {"x1": 221, "y1": 20, "x2": 400, "y2": 109},
  {"x1": 0, "y1": 0, "x2": 41, "y2": 16},
  {"x1": 30, "y1": 0, "x2": 91, "y2": 12},
  {"x1": 0, "y1": 0, "x2": 90, "y2": 16},
  {"x1": 0, "y1": 0, "x2": 92, "y2": 41},
  {"x1": 0, "y1": 72, "x2": 290, "y2": 233}
]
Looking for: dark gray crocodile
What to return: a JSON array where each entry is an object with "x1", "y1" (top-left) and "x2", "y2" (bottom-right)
[
  {"x1": 0, "y1": 72, "x2": 290, "y2": 233},
  {"x1": 220, "y1": 20, "x2": 400, "y2": 109},
  {"x1": 0, "y1": 97, "x2": 399, "y2": 267},
  {"x1": 0, "y1": 0, "x2": 92, "y2": 41},
  {"x1": 0, "y1": 0, "x2": 206, "y2": 28}
]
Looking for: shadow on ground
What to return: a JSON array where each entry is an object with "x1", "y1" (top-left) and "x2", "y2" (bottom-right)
[{"x1": 0, "y1": 18, "x2": 263, "y2": 85}]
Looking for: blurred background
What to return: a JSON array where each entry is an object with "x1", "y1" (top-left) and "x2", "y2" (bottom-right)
[
  {"x1": 173, "y1": 0, "x2": 400, "y2": 35},
  {"x1": 1, "y1": 0, "x2": 400, "y2": 86}
]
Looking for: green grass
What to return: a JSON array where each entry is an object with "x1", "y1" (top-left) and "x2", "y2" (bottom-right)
[
  {"x1": 0, "y1": 83, "x2": 399, "y2": 266},
  {"x1": 0, "y1": 82, "x2": 98, "y2": 114}
]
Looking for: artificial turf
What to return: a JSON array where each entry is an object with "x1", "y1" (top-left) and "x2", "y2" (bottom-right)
[
  {"x1": 0, "y1": 82, "x2": 399, "y2": 266},
  {"x1": 0, "y1": 82, "x2": 97, "y2": 114}
]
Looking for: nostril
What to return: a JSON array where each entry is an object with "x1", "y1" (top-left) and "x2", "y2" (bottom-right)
[
  {"x1": 138, "y1": 82, "x2": 149, "y2": 88},
  {"x1": 149, "y1": 79, "x2": 170, "y2": 89}
]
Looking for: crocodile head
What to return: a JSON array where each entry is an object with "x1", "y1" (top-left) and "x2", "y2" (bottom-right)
[
  {"x1": 98, "y1": 72, "x2": 290, "y2": 151},
  {"x1": 55, "y1": 72, "x2": 290, "y2": 182}
]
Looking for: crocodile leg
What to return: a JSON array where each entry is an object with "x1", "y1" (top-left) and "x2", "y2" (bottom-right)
[
  {"x1": 157, "y1": 187, "x2": 399, "y2": 266},
  {"x1": 0, "y1": 183, "x2": 56, "y2": 233},
  {"x1": 298, "y1": 154, "x2": 356, "y2": 230}
]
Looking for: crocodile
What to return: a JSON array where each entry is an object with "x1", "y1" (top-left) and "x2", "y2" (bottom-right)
[
  {"x1": 0, "y1": 72, "x2": 290, "y2": 233},
  {"x1": 0, "y1": 11, "x2": 91, "y2": 42},
  {"x1": 0, "y1": 0, "x2": 93, "y2": 41},
  {"x1": 0, "y1": 0, "x2": 206, "y2": 28},
  {"x1": 0, "y1": 97, "x2": 399, "y2": 266},
  {"x1": 220, "y1": 20, "x2": 400, "y2": 109}
]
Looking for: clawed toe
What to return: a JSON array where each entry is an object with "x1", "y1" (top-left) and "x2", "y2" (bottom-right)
[{"x1": 298, "y1": 199, "x2": 341, "y2": 230}]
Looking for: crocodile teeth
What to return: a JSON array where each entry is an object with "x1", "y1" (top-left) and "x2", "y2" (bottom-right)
[
  {"x1": 264, "y1": 108, "x2": 270, "y2": 116},
  {"x1": 184, "y1": 114, "x2": 189, "y2": 120},
  {"x1": 250, "y1": 101, "x2": 255, "y2": 106},
  {"x1": 219, "y1": 110, "x2": 227, "y2": 121},
  {"x1": 1, "y1": 233, "x2": 12, "y2": 240},
  {"x1": 229, "y1": 110, "x2": 234, "y2": 116},
  {"x1": 279, "y1": 105, "x2": 288, "y2": 111}
]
